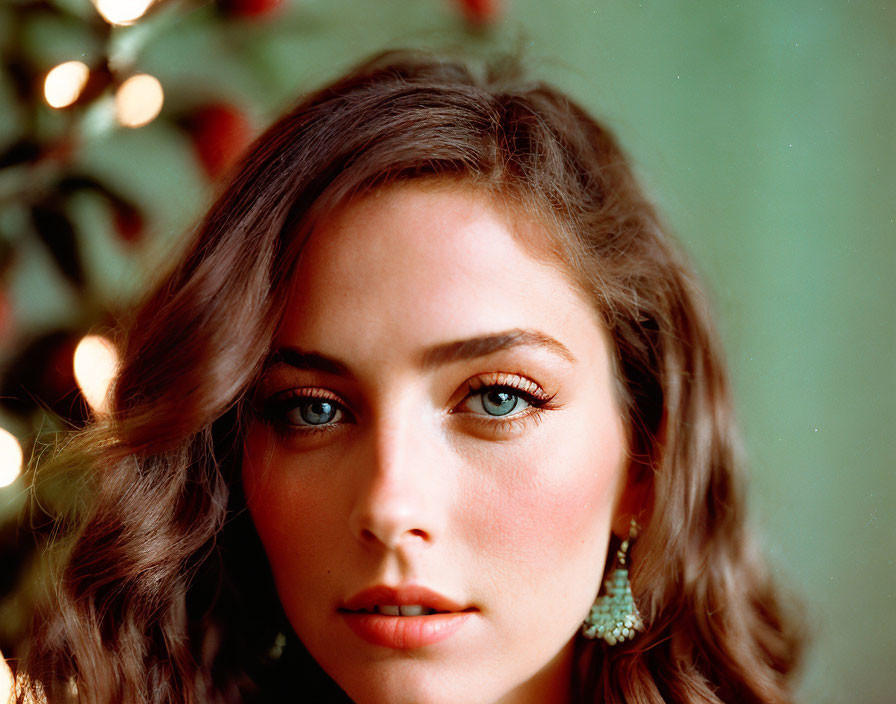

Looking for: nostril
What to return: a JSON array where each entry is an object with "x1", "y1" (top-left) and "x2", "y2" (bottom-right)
[{"x1": 357, "y1": 525, "x2": 430, "y2": 547}]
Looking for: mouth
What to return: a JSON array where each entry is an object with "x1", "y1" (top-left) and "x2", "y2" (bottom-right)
[
  {"x1": 339, "y1": 584, "x2": 476, "y2": 648},
  {"x1": 342, "y1": 604, "x2": 449, "y2": 616},
  {"x1": 340, "y1": 583, "x2": 470, "y2": 614}
]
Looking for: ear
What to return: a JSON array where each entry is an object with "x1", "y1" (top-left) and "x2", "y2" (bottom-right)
[
  {"x1": 611, "y1": 459, "x2": 653, "y2": 538},
  {"x1": 612, "y1": 405, "x2": 664, "y2": 537}
]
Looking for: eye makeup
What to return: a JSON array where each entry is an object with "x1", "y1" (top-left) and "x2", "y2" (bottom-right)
[
  {"x1": 451, "y1": 371, "x2": 560, "y2": 435},
  {"x1": 256, "y1": 387, "x2": 352, "y2": 438},
  {"x1": 254, "y1": 371, "x2": 561, "y2": 441}
]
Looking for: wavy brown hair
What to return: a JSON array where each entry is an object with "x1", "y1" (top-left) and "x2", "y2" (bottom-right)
[{"x1": 16, "y1": 50, "x2": 803, "y2": 703}]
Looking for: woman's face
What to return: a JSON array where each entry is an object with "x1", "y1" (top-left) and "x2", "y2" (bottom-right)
[{"x1": 242, "y1": 183, "x2": 630, "y2": 704}]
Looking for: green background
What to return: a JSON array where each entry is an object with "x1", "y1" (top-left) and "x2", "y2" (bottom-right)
[{"x1": 2, "y1": 1, "x2": 893, "y2": 702}]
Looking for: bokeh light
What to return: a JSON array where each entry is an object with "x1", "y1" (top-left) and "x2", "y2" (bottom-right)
[
  {"x1": 73, "y1": 335, "x2": 119, "y2": 414},
  {"x1": 0, "y1": 427, "x2": 23, "y2": 488},
  {"x1": 44, "y1": 61, "x2": 90, "y2": 109},
  {"x1": 115, "y1": 74, "x2": 164, "y2": 128},
  {"x1": 92, "y1": 0, "x2": 155, "y2": 25}
]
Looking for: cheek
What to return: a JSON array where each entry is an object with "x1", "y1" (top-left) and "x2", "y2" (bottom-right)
[
  {"x1": 241, "y1": 426, "x2": 337, "y2": 596},
  {"x1": 463, "y1": 418, "x2": 626, "y2": 571}
]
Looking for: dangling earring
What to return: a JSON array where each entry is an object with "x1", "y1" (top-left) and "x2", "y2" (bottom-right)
[{"x1": 581, "y1": 518, "x2": 645, "y2": 645}]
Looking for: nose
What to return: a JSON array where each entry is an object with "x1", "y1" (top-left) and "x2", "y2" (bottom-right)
[{"x1": 348, "y1": 413, "x2": 443, "y2": 552}]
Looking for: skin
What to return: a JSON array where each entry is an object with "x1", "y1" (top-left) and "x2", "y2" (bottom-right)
[{"x1": 242, "y1": 182, "x2": 634, "y2": 704}]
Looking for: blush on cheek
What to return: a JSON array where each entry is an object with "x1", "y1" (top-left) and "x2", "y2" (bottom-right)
[
  {"x1": 241, "y1": 427, "x2": 312, "y2": 567},
  {"x1": 473, "y1": 438, "x2": 624, "y2": 569},
  {"x1": 241, "y1": 453, "x2": 338, "y2": 640},
  {"x1": 243, "y1": 468, "x2": 328, "y2": 563}
]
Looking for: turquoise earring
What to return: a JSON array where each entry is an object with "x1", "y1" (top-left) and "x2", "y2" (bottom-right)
[{"x1": 581, "y1": 519, "x2": 645, "y2": 645}]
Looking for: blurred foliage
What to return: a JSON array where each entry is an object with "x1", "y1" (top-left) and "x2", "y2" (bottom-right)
[{"x1": 0, "y1": 0, "x2": 499, "y2": 656}]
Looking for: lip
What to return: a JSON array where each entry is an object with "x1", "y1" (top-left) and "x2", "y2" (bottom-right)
[
  {"x1": 340, "y1": 584, "x2": 476, "y2": 649},
  {"x1": 342, "y1": 584, "x2": 468, "y2": 613}
]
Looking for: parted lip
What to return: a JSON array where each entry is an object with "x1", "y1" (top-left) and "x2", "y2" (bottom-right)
[{"x1": 341, "y1": 585, "x2": 470, "y2": 613}]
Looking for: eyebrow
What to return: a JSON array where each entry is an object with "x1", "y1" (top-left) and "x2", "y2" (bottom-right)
[
  {"x1": 420, "y1": 328, "x2": 576, "y2": 369},
  {"x1": 263, "y1": 348, "x2": 354, "y2": 378},
  {"x1": 263, "y1": 328, "x2": 576, "y2": 378}
]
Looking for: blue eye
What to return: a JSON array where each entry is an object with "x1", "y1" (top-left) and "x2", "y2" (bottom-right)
[
  {"x1": 462, "y1": 385, "x2": 532, "y2": 418},
  {"x1": 262, "y1": 394, "x2": 346, "y2": 431},
  {"x1": 290, "y1": 399, "x2": 341, "y2": 426},
  {"x1": 481, "y1": 389, "x2": 522, "y2": 416}
]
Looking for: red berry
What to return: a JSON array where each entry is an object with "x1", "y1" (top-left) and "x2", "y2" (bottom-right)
[
  {"x1": 188, "y1": 102, "x2": 254, "y2": 179},
  {"x1": 220, "y1": 0, "x2": 285, "y2": 19},
  {"x1": 456, "y1": 0, "x2": 503, "y2": 25},
  {"x1": 113, "y1": 205, "x2": 144, "y2": 245}
]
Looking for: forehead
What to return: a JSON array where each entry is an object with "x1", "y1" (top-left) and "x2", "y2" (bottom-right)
[
  {"x1": 280, "y1": 182, "x2": 601, "y2": 364},
  {"x1": 303, "y1": 180, "x2": 566, "y2": 272}
]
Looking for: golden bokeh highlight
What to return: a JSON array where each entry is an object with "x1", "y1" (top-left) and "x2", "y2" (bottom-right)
[
  {"x1": 0, "y1": 427, "x2": 23, "y2": 489},
  {"x1": 115, "y1": 74, "x2": 164, "y2": 128},
  {"x1": 115, "y1": 73, "x2": 165, "y2": 127},
  {"x1": 92, "y1": 0, "x2": 155, "y2": 25},
  {"x1": 73, "y1": 335, "x2": 119, "y2": 414},
  {"x1": 44, "y1": 61, "x2": 90, "y2": 109}
]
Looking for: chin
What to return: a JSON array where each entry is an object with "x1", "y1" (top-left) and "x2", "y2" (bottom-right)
[{"x1": 323, "y1": 660, "x2": 504, "y2": 704}]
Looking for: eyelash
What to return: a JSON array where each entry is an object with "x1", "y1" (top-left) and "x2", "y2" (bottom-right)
[
  {"x1": 458, "y1": 373, "x2": 559, "y2": 433},
  {"x1": 259, "y1": 389, "x2": 347, "y2": 438},
  {"x1": 257, "y1": 374, "x2": 559, "y2": 439}
]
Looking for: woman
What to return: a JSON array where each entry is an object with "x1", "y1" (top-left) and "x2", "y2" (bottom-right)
[{"x1": 15, "y1": 50, "x2": 803, "y2": 703}]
